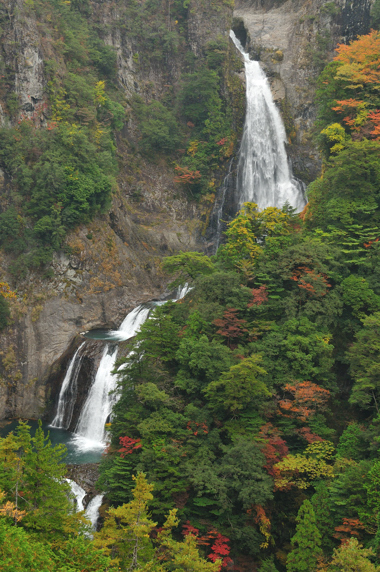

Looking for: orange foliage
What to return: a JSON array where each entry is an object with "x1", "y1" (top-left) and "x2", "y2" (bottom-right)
[
  {"x1": 213, "y1": 308, "x2": 248, "y2": 348},
  {"x1": 278, "y1": 381, "x2": 330, "y2": 422},
  {"x1": 174, "y1": 166, "x2": 201, "y2": 185},
  {"x1": 334, "y1": 518, "x2": 365, "y2": 542},
  {"x1": 290, "y1": 266, "x2": 331, "y2": 297},
  {"x1": 334, "y1": 30, "x2": 380, "y2": 85},
  {"x1": 368, "y1": 110, "x2": 380, "y2": 139},
  {"x1": 186, "y1": 420, "x2": 208, "y2": 436},
  {"x1": 248, "y1": 285, "x2": 268, "y2": 307},
  {"x1": 249, "y1": 505, "x2": 271, "y2": 548},
  {"x1": 0, "y1": 282, "x2": 16, "y2": 299},
  {"x1": 296, "y1": 426, "x2": 323, "y2": 443},
  {"x1": 330, "y1": 31, "x2": 380, "y2": 141}
]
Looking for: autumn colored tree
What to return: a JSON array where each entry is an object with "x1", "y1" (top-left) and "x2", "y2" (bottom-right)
[
  {"x1": 213, "y1": 307, "x2": 248, "y2": 348},
  {"x1": 278, "y1": 381, "x2": 330, "y2": 422},
  {"x1": 217, "y1": 202, "x2": 293, "y2": 280},
  {"x1": 286, "y1": 500, "x2": 322, "y2": 572},
  {"x1": 95, "y1": 473, "x2": 219, "y2": 572},
  {"x1": 118, "y1": 436, "x2": 142, "y2": 457},
  {"x1": 259, "y1": 423, "x2": 289, "y2": 478},
  {"x1": 274, "y1": 441, "x2": 334, "y2": 490}
]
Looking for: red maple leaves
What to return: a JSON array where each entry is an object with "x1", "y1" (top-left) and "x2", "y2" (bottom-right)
[
  {"x1": 118, "y1": 436, "x2": 142, "y2": 457},
  {"x1": 182, "y1": 522, "x2": 232, "y2": 570}
]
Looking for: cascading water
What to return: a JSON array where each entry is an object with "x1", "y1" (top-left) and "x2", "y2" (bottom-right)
[
  {"x1": 67, "y1": 478, "x2": 103, "y2": 534},
  {"x1": 51, "y1": 342, "x2": 85, "y2": 429},
  {"x1": 73, "y1": 344, "x2": 119, "y2": 450},
  {"x1": 66, "y1": 478, "x2": 86, "y2": 512},
  {"x1": 230, "y1": 30, "x2": 306, "y2": 212},
  {"x1": 85, "y1": 494, "x2": 104, "y2": 532},
  {"x1": 51, "y1": 286, "x2": 191, "y2": 457},
  {"x1": 72, "y1": 299, "x2": 170, "y2": 450}
]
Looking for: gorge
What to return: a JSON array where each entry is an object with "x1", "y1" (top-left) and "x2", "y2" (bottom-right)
[{"x1": 0, "y1": 0, "x2": 379, "y2": 570}]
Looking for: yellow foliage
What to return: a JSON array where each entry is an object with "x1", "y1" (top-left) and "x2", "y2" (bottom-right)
[
  {"x1": 274, "y1": 440, "x2": 335, "y2": 490},
  {"x1": 321, "y1": 123, "x2": 348, "y2": 154},
  {"x1": 95, "y1": 81, "x2": 107, "y2": 106}
]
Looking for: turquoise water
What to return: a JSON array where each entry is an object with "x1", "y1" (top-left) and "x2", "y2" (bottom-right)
[{"x1": 0, "y1": 419, "x2": 104, "y2": 464}]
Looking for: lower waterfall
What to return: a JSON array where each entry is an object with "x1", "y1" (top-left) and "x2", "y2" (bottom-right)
[
  {"x1": 67, "y1": 479, "x2": 103, "y2": 533},
  {"x1": 72, "y1": 304, "x2": 152, "y2": 451},
  {"x1": 73, "y1": 345, "x2": 119, "y2": 450},
  {"x1": 85, "y1": 494, "x2": 104, "y2": 533},
  {"x1": 66, "y1": 478, "x2": 86, "y2": 512},
  {"x1": 51, "y1": 285, "x2": 191, "y2": 457},
  {"x1": 51, "y1": 342, "x2": 85, "y2": 429},
  {"x1": 230, "y1": 30, "x2": 306, "y2": 212}
]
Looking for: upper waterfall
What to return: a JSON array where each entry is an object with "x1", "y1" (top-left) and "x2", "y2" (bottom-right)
[{"x1": 230, "y1": 30, "x2": 306, "y2": 212}]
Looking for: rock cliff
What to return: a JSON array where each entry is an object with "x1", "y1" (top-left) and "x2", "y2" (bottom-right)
[
  {"x1": 0, "y1": 0, "x2": 233, "y2": 420},
  {"x1": 0, "y1": 0, "x2": 373, "y2": 421}
]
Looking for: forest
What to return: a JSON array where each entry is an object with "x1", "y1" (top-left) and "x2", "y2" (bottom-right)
[{"x1": 1, "y1": 2, "x2": 380, "y2": 572}]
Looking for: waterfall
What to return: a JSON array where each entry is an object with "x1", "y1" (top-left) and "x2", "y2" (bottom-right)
[
  {"x1": 85, "y1": 494, "x2": 104, "y2": 531},
  {"x1": 50, "y1": 342, "x2": 85, "y2": 429},
  {"x1": 175, "y1": 283, "x2": 191, "y2": 300},
  {"x1": 230, "y1": 30, "x2": 306, "y2": 212},
  {"x1": 73, "y1": 344, "x2": 119, "y2": 449},
  {"x1": 52, "y1": 286, "x2": 191, "y2": 454},
  {"x1": 67, "y1": 478, "x2": 103, "y2": 533},
  {"x1": 72, "y1": 303, "x2": 156, "y2": 450},
  {"x1": 66, "y1": 478, "x2": 86, "y2": 512},
  {"x1": 214, "y1": 160, "x2": 234, "y2": 251}
]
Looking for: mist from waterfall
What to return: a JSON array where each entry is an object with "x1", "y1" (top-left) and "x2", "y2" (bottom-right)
[{"x1": 230, "y1": 30, "x2": 306, "y2": 212}]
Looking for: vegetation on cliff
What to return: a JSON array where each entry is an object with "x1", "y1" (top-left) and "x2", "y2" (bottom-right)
[
  {"x1": 2, "y1": 11, "x2": 380, "y2": 572},
  {"x1": 0, "y1": 0, "x2": 241, "y2": 277},
  {"x1": 94, "y1": 29, "x2": 380, "y2": 571}
]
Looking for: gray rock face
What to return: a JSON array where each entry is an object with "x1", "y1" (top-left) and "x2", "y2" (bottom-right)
[
  {"x1": 233, "y1": 0, "x2": 372, "y2": 182},
  {"x1": 3, "y1": 0, "x2": 46, "y2": 123},
  {"x1": 0, "y1": 0, "x2": 232, "y2": 421}
]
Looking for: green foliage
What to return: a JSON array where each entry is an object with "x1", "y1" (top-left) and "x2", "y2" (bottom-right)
[
  {"x1": 0, "y1": 295, "x2": 10, "y2": 330},
  {"x1": 327, "y1": 538, "x2": 379, "y2": 571},
  {"x1": 133, "y1": 98, "x2": 181, "y2": 155},
  {"x1": 348, "y1": 312, "x2": 380, "y2": 411},
  {"x1": 286, "y1": 500, "x2": 322, "y2": 572},
  {"x1": 372, "y1": 0, "x2": 380, "y2": 29},
  {"x1": 204, "y1": 354, "x2": 271, "y2": 414},
  {"x1": 162, "y1": 250, "x2": 215, "y2": 287}
]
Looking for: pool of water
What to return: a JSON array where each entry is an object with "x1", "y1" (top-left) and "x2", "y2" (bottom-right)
[{"x1": 0, "y1": 419, "x2": 104, "y2": 464}]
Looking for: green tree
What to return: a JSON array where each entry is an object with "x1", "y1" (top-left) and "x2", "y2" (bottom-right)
[
  {"x1": 162, "y1": 251, "x2": 215, "y2": 288},
  {"x1": 348, "y1": 312, "x2": 380, "y2": 411},
  {"x1": 327, "y1": 538, "x2": 379, "y2": 571},
  {"x1": 95, "y1": 473, "x2": 218, "y2": 572},
  {"x1": 204, "y1": 355, "x2": 271, "y2": 414},
  {"x1": 286, "y1": 500, "x2": 322, "y2": 572}
]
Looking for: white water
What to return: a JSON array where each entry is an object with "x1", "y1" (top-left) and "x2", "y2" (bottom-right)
[
  {"x1": 230, "y1": 31, "x2": 306, "y2": 212},
  {"x1": 51, "y1": 342, "x2": 85, "y2": 429},
  {"x1": 54, "y1": 286, "x2": 191, "y2": 455},
  {"x1": 72, "y1": 301, "x2": 158, "y2": 451},
  {"x1": 66, "y1": 478, "x2": 86, "y2": 512},
  {"x1": 72, "y1": 345, "x2": 119, "y2": 450},
  {"x1": 85, "y1": 494, "x2": 104, "y2": 531},
  {"x1": 175, "y1": 283, "x2": 191, "y2": 300}
]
